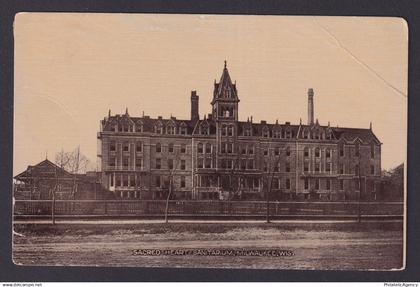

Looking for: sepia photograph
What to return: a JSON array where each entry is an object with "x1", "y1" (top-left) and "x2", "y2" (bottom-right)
[{"x1": 12, "y1": 13, "x2": 407, "y2": 270}]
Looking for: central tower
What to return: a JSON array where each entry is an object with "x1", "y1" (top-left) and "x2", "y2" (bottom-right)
[{"x1": 211, "y1": 61, "x2": 239, "y2": 121}]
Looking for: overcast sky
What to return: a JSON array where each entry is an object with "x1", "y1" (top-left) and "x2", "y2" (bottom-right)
[{"x1": 14, "y1": 13, "x2": 407, "y2": 175}]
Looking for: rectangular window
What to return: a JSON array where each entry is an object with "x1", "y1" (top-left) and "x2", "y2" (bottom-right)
[
  {"x1": 326, "y1": 149, "x2": 331, "y2": 158},
  {"x1": 315, "y1": 163, "x2": 320, "y2": 172},
  {"x1": 123, "y1": 175, "x2": 128, "y2": 187},
  {"x1": 156, "y1": 143, "x2": 161, "y2": 153},
  {"x1": 227, "y1": 143, "x2": 233, "y2": 154},
  {"x1": 180, "y1": 176, "x2": 186, "y2": 188},
  {"x1": 371, "y1": 144, "x2": 375, "y2": 159},
  {"x1": 248, "y1": 146, "x2": 254, "y2": 155},
  {"x1": 253, "y1": 178, "x2": 259, "y2": 189},
  {"x1": 247, "y1": 159, "x2": 254, "y2": 170},
  {"x1": 340, "y1": 179, "x2": 344, "y2": 190},
  {"x1": 197, "y1": 158, "x2": 204, "y2": 169},
  {"x1": 340, "y1": 164, "x2": 344, "y2": 174},
  {"x1": 326, "y1": 163, "x2": 331, "y2": 173},
  {"x1": 205, "y1": 143, "x2": 212, "y2": 154},
  {"x1": 221, "y1": 143, "x2": 226, "y2": 154},
  {"x1": 274, "y1": 147, "x2": 280, "y2": 156},
  {"x1": 181, "y1": 144, "x2": 186, "y2": 153},
  {"x1": 286, "y1": 148, "x2": 291, "y2": 157},
  {"x1": 304, "y1": 162, "x2": 309, "y2": 172},
  {"x1": 109, "y1": 141, "x2": 116, "y2": 152},
  {"x1": 135, "y1": 158, "x2": 142, "y2": 169},
  {"x1": 326, "y1": 179, "x2": 331, "y2": 190},
  {"x1": 130, "y1": 176, "x2": 135, "y2": 187},
  {"x1": 123, "y1": 157, "x2": 129, "y2": 167},
  {"x1": 123, "y1": 142, "x2": 129, "y2": 152},
  {"x1": 181, "y1": 160, "x2": 186, "y2": 170},
  {"x1": 110, "y1": 174, "x2": 114, "y2": 186},
  {"x1": 304, "y1": 178, "x2": 309, "y2": 190},
  {"x1": 286, "y1": 178, "x2": 291, "y2": 190},
  {"x1": 156, "y1": 176, "x2": 161, "y2": 188},
  {"x1": 205, "y1": 158, "x2": 212, "y2": 169},
  {"x1": 227, "y1": 160, "x2": 233, "y2": 169},
  {"x1": 263, "y1": 149, "x2": 268, "y2": 156},
  {"x1": 285, "y1": 162, "x2": 291, "y2": 172},
  {"x1": 116, "y1": 176, "x2": 121, "y2": 187},
  {"x1": 340, "y1": 145, "x2": 344, "y2": 157},
  {"x1": 168, "y1": 159, "x2": 174, "y2": 170},
  {"x1": 155, "y1": 158, "x2": 161, "y2": 169},
  {"x1": 228, "y1": 126, "x2": 233, "y2": 137},
  {"x1": 168, "y1": 143, "x2": 174, "y2": 153},
  {"x1": 315, "y1": 179, "x2": 320, "y2": 190},
  {"x1": 241, "y1": 159, "x2": 246, "y2": 170},
  {"x1": 109, "y1": 156, "x2": 116, "y2": 167},
  {"x1": 274, "y1": 164, "x2": 279, "y2": 172},
  {"x1": 136, "y1": 142, "x2": 142, "y2": 152},
  {"x1": 241, "y1": 146, "x2": 246, "y2": 155},
  {"x1": 371, "y1": 165, "x2": 375, "y2": 175},
  {"x1": 263, "y1": 162, "x2": 268, "y2": 172}
]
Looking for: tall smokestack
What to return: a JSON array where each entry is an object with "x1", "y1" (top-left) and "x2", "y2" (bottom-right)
[
  {"x1": 191, "y1": 90, "x2": 199, "y2": 122},
  {"x1": 307, "y1": 88, "x2": 314, "y2": 125}
]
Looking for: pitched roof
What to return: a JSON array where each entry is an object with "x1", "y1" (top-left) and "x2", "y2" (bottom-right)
[
  {"x1": 14, "y1": 159, "x2": 73, "y2": 182},
  {"x1": 212, "y1": 62, "x2": 238, "y2": 103},
  {"x1": 332, "y1": 127, "x2": 381, "y2": 144}
]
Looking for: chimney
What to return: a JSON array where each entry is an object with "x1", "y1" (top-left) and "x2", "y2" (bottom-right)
[
  {"x1": 307, "y1": 88, "x2": 314, "y2": 125},
  {"x1": 191, "y1": 90, "x2": 199, "y2": 122}
]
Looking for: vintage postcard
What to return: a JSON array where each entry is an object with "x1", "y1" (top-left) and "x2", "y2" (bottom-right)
[{"x1": 12, "y1": 13, "x2": 407, "y2": 270}]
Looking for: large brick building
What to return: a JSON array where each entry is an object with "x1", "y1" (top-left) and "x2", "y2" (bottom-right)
[{"x1": 97, "y1": 62, "x2": 382, "y2": 201}]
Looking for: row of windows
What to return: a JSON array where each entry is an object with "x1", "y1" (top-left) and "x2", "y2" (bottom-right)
[
  {"x1": 243, "y1": 128, "x2": 294, "y2": 139},
  {"x1": 301, "y1": 130, "x2": 333, "y2": 140},
  {"x1": 155, "y1": 175, "x2": 186, "y2": 188},
  {"x1": 155, "y1": 158, "x2": 187, "y2": 170},
  {"x1": 110, "y1": 123, "x2": 189, "y2": 135},
  {"x1": 109, "y1": 141, "x2": 143, "y2": 153},
  {"x1": 109, "y1": 157, "x2": 143, "y2": 168},
  {"x1": 303, "y1": 178, "x2": 332, "y2": 190},
  {"x1": 339, "y1": 143, "x2": 376, "y2": 158},
  {"x1": 155, "y1": 125, "x2": 188, "y2": 135}
]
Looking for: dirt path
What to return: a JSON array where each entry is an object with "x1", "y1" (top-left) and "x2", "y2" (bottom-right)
[{"x1": 12, "y1": 222, "x2": 404, "y2": 270}]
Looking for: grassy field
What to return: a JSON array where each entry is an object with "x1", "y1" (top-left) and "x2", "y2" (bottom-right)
[{"x1": 13, "y1": 221, "x2": 403, "y2": 270}]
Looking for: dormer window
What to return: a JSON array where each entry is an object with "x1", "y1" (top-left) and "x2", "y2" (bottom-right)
[
  {"x1": 136, "y1": 124, "x2": 143, "y2": 133},
  {"x1": 180, "y1": 126, "x2": 187, "y2": 135},
  {"x1": 167, "y1": 125, "x2": 176, "y2": 135},
  {"x1": 262, "y1": 128, "x2": 269, "y2": 138},
  {"x1": 155, "y1": 124, "x2": 164, "y2": 134}
]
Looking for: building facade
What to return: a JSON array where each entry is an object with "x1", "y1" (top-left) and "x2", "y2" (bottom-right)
[{"x1": 97, "y1": 62, "x2": 382, "y2": 201}]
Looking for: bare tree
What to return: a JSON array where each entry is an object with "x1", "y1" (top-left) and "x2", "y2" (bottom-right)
[
  {"x1": 164, "y1": 149, "x2": 182, "y2": 223},
  {"x1": 263, "y1": 143, "x2": 281, "y2": 223},
  {"x1": 55, "y1": 146, "x2": 91, "y2": 174},
  {"x1": 55, "y1": 146, "x2": 92, "y2": 199}
]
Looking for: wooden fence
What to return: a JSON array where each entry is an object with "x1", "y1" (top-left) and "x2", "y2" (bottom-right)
[{"x1": 13, "y1": 199, "x2": 404, "y2": 219}]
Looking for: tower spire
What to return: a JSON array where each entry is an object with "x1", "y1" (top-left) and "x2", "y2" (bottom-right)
[{"x1": 224, "y1": 60, "x2": 227, "y2": 69}]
